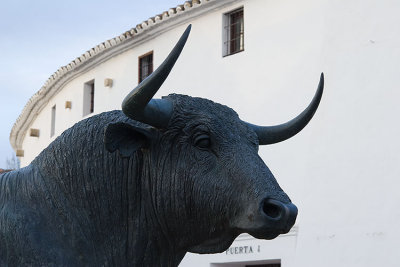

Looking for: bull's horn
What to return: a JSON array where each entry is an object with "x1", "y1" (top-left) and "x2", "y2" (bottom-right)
[
  {"x1": 121, "y1": 25, "x2": 191, "y2": 128},
  {"x1": 248, "y1": 73, "x2": 324, "y2": 145}
]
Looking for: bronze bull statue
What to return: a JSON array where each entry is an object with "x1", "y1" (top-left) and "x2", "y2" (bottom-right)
[{"x1": 0, "y1": 25, "x2": 323, "y2": 266}]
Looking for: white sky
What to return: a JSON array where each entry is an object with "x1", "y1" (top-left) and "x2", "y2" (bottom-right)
[{"x1": 0, "y1": 0, "x2": 184, "y2": 168}]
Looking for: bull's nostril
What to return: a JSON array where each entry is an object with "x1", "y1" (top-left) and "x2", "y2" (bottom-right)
[{"x1": 263, "y1": 201, "x2": 281, "y2": 219}]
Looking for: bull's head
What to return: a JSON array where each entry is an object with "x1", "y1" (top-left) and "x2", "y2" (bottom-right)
[{"x1": 104, "y1": 25, "x2": 323, "y2": 253}]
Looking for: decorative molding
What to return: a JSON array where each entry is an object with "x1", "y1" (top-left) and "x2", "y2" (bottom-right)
[
  {"x1": 104, "y1": 78, "x2": 113, "y2": 88},
  {"x1": 16, "y1": 150, "x2": 24, "y2": 157},
  {"x1": 9, "y1": 0, "x2": 241, "y2": 151},
  {"x1": 65, "y1": 101, "x2": 72, "y2": 109},
  {"x1": 29, "y1": 128, "x2": 40, "y2": 137}
]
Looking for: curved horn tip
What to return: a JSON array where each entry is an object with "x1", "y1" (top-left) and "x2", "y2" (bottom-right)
[
  {"x1": 121, "y1": 24, "x2": 192, "y2": 127},
  {"x1": 250, "y1": 72, "x2": 325, "y2": 145},
  {"x1": 315, "y1": 72, "x2": 324, "y2": 100},
  {"x1": 320, "y1": 72, "x2": 324, "y2": 87},
  {"x1": 178, "y1": 24, "x2": 192, "y2": 47}
]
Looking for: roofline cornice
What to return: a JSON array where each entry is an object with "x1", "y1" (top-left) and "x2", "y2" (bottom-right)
[{"x1": 10, "y1": 0, "x2": 241, "y2": 152}]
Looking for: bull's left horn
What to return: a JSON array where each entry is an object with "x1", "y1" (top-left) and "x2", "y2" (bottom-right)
[
  {"x1": 121, "y1": 25, "x2": 191, "y2": 128},
  {"x1": 248, "y1": 73, "x2": 324, "y2": 145}
]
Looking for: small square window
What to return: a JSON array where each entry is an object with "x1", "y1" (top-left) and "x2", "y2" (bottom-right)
[
  {"x1": 223, "y1": 7, "x2": 244, "y2": 56},
  {"x1": 139, "y1": 51, "x2": 153, "y2": 83}
]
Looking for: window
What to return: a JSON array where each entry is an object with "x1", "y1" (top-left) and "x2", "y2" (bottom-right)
[
  {"x1": 83, "y1": 80, "x2": 95, "y2": 116},
  {"x1": 50, "y1": 105, "x2": 56, "y2": 137},
  {"x1": 138, "y1": 51, "x2": 153, "y2": 83},
  {"x1": 223, "y1": 7, "x2": 244, "y2": 56}
]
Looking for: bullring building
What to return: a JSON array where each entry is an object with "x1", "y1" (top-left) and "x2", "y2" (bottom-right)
[{"x1": 10, "y1": 0, "x2": 400, "y2": 266}]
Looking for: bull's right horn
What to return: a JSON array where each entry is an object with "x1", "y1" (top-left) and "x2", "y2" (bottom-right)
[
  {"x1": 248, "y1": 73, "x2": 324, "y2": 145},
  {"x1": 121, "y1": 25, "x2": 192, "y2": 128}
]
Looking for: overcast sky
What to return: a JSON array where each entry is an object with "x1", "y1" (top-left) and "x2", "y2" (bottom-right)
[{"x1": 0, "y1": 0, "x2": 185, "y2": 168}]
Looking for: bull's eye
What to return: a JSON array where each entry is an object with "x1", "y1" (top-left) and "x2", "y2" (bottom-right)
[{"x1": 194, "y1": 134, "x2": 211, "y2": 149}]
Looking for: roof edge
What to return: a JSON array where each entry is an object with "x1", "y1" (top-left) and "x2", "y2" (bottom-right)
[{"x1": 10, "y1": 0, "x2": 241, "y2": 152}]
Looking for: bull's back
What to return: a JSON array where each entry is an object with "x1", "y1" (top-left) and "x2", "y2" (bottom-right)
[
  {"x1": 0, "y1": 167, "x2": 85, "y2": 265},
  {"x1": 0, "y1": 167, "x2": 32, "y2": 207},
  {"x1": 0, "y1": 169, "x2": 32, "y2": 263},
  {"x1": 0, "y1": 168, "x2": 42, "y2": 263}
]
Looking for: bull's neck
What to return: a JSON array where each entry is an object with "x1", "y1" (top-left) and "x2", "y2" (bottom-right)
[
  {"x1": 124, "y1": 152, "x2": 187, "y2": 266},
  {"x1": 36, "y1": 150, "x2": 185, "y2": 265},
  {"x1": 129, "y1": 231, "x2": 186, "y2": 266}
]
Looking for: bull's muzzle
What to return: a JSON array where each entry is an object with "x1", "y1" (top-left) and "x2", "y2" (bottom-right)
[
  {"x1": 244, "y1": 198, "x2": 298, "y2": 239},
  {"x1": 261, "y1": 198, "x2": 298, "y2": 234}
]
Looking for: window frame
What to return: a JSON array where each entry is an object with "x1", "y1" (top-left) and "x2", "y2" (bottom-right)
[
  {"x1": 83, "y1": 79, "x2": 95, "y2": 117},
  {"x1": 138, "y1": 51, "x2": 154, "y2": 84},
  {"x1": 50, "y1": 105, "x2": 56, "y2": 137},
  {"x1": 223, "y1": 7, "x2": 244, "y2": 57}
]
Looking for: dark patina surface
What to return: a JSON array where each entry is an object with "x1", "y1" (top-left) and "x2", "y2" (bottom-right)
[{"x1": 0, "y1": 25, "x2": 323, "y2": 266}]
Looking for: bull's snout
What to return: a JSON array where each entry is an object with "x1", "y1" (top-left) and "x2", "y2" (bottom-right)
[{"x1": 260, "y1": 198, "x2": 298, "y2": 234}]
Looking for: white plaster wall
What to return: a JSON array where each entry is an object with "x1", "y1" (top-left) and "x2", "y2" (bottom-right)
[{"x1": 18, "y1": 0, "x2": 400, "y2": 266}]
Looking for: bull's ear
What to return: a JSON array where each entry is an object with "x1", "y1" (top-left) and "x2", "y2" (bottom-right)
[{"x1": 104, "y1": 122, "x2": 157, "y2": 157}]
